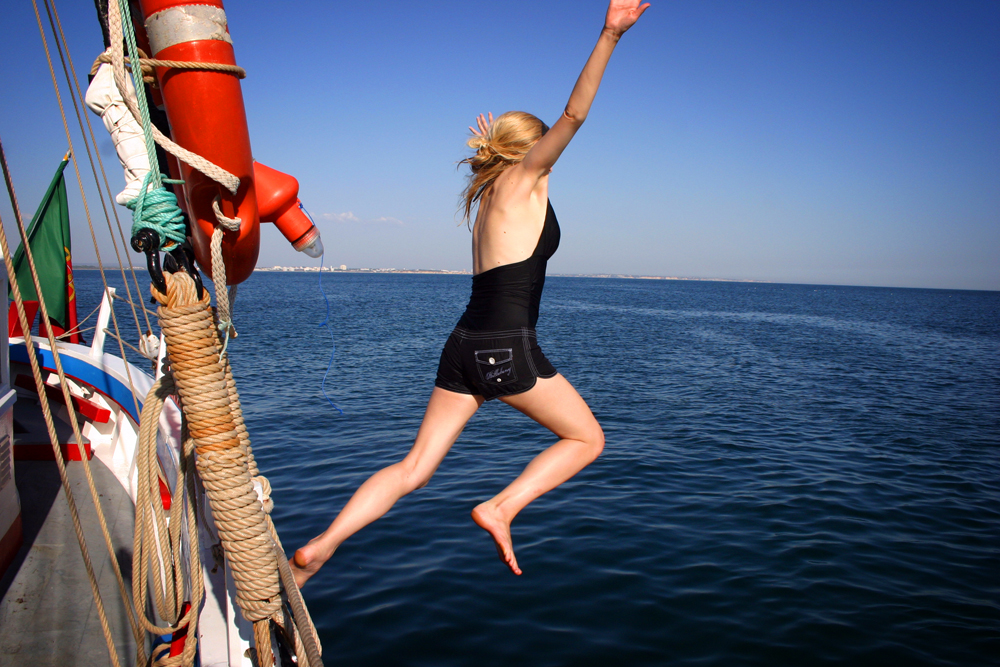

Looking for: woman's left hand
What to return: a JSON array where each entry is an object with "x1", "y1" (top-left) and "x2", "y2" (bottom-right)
[{"x1": 604, "y1": 0, "x2": 650, "y2": 37}]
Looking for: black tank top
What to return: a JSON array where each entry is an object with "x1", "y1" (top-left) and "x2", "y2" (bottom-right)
[{"x1": 457, "y1": 200, "x2": 561, "y2": 331}]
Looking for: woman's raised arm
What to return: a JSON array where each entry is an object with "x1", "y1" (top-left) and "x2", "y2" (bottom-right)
[{"x1": 521, "y1": 0, "x2": 650, "y2": 178}]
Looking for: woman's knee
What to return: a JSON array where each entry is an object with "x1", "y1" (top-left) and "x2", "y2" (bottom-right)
[
  {"x1": 581, "y1": 421, "x2": 605, "y2": 462},
  {"x1": 398, "y1": 457, "x2": 436, "y2": 493}
]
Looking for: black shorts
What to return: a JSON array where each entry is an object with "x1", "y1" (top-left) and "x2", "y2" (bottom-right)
[{"x1": 435, "y1": 327, "x2": 558, "y2": 401}]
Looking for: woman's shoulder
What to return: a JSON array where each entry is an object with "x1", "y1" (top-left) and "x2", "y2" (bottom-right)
[{"x1": 488, "y1": 167, "x2": 549, "y2": 206}]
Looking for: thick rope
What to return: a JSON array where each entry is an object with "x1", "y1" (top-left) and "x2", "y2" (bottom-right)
[
  {"x1": 91, "y1": 48, "x2": 247, "y2": 81},
  {"x1": 153, "y1": 272, "x2": 282, "y2": 625},
  {"x1": 209, "y1": 194, "x2": 242, "y2": 335},
  {"x1": 211, "y1": 227, "x2": 238, "y2": 337},
  {"x1": 273, "y1": 607, "x2": 311, "y2": 667},
  {"x1": 273, "y1": 535, "x2": 323, "y2": 667},
  {"x1": 154, "y1": 271, "x2": 324, "y2": 665}
]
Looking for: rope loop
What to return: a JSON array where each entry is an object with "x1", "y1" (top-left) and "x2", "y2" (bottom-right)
[
  {"x1": 127, "y1": 171, "x2": 187, "y2": 250},
  {"x1": 91, "y1": 47, "x2": 247, "y2": 82},
  {"x1": 254, "y1": 475, "x2": 274, "y2": 515},
  {"x1": 212, "y1": 195, "x2": 242, "y2": 231}
]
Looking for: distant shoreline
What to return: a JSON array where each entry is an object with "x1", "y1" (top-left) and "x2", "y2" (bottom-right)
[
  {"x1": 72, "y1": 266, "x2": 997, "y2": 291},
  {"x1": 73, "y1": 264, "x2": 766, "y2": 283}
]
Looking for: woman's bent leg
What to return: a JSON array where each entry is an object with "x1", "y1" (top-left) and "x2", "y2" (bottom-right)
[
  {"x1": 292, "y1": 387, "x2": 483, "y2": 586},
  {"x1": 473, "y1": 374, "x2": 604, "y2": 575}
]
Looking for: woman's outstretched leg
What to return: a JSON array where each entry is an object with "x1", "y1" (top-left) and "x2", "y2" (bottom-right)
[
  {"x1": 472, "y1": 374, "x2": 604, "y2": 575},
  {"x1": 292, "y1": 387, "x2": 483, "y2": 587}
]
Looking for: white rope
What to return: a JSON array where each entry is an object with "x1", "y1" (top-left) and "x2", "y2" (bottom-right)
[
  {"x1": 210, "y1": 228, "x2": 237, "y2": 342},
  {"x1": 211, "y1": 195, "x2": 241, "y2": 231}
]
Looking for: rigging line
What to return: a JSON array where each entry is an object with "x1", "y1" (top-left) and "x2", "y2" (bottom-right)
[
  {"x1": 41, "y1": 0, "x2": 150, "y2": 372},
  {"x1": 111, "y1": 291, "x2": 159, "y2": 320},
  {"x1": 19, "y1": 298, "x2": 105, "y2": 341},
  {"x1": 55, "y1": 325, "x2": 97, "y2": 340},
  {"x1": 102, "y1": 329, "x2": 144, "y2": 356},
  {"x1": 32, "y1": 0, "x2": 143, "y2": 425},
  {"x1": 34, "y1": 299, "x2": 105, "y2": 341},
  {"x1": 26, "y1": 0, "x2": 146, "y2": 654},
  {"x1": 0, "y1": 137, "x2": 125, "y2": 667},
  {"x1": 317, "y1": 257, "x2": 344, "y2": 414},
  {"x1": 47, "y1": 0, "x2": 154, "y2": 337}
]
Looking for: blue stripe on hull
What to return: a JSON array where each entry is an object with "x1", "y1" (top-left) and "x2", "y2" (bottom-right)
[{"x1": 9, "y1": 343, "x2": 144, "y2": 423}]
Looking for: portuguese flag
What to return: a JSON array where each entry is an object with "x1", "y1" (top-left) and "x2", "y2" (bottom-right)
[{"x1": 8, "y1": 155, "x2": 82, "y2": 344}]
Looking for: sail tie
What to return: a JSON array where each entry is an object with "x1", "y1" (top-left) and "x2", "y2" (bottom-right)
[{"x1": 91, "y1": 47, "x2": 247, "y2": 83}]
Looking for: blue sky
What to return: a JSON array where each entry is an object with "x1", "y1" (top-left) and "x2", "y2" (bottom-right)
[{"x1": 1, "y1": 0, "x2": 997, "y2": 290}]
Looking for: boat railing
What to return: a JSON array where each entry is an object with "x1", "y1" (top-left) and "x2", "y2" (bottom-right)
[{"x1": 88, "y1": 287, "x2": 116, "y2": 359}]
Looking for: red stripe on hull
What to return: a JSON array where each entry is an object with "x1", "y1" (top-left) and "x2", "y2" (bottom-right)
[{"x1": 13, "y1": 443, "x2": 93, "y2": 461}]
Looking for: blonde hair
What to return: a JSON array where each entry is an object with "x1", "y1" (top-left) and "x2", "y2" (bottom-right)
[{"x1": 459, "y1": 111, "x2": 549, "y2": 223}]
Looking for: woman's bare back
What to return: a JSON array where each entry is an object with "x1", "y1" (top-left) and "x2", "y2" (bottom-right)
[{"x1": 472, "y1": 167, "x2": 550, "y2": 275}]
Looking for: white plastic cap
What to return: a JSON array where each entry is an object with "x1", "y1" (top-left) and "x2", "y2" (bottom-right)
[{"x1": 299, "y1": 233, "x2": 324, "y2": 258}]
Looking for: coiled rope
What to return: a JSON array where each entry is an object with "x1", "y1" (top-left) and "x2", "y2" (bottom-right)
[
  {"x1": 127, "y1": 171, "x2": 187, "y2": 249},
  {"x1": 132, "y1": 375, "x2": 203, "y2": 667},
  {"x1": 151, "y1": 271, "x2": 322, "y2": 666},
  {"x1": 100, "y1": 2, "x2": 322, "y2": 661}
]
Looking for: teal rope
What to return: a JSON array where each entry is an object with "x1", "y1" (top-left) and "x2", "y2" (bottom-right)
[
  {"x1": 127, "y1": 172, "x2": 187, "y2": 249},
  {"x1": 117, "y1": 0, "x2": 188, "y2": 251}
]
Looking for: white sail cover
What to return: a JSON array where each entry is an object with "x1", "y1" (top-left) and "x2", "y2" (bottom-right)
[{"x1": 85, "y1": 63, "x2": 151, "y2": 206}]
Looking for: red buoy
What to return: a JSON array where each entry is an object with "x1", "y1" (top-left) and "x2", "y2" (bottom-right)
[{"x1": 138, "y1": 0, "x2": 258, "y2": 285}]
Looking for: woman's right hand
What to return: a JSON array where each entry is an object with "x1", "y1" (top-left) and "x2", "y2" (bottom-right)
[
  {"x1": 469, "y1": 112, "x2": 494, "y2": 138},
  {"x1": 604, "y1": 0, "x2": 650, "y2": 37}
]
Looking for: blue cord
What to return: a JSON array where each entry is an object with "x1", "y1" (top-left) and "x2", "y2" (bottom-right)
[{"x1": 317, "y1": 256, "x2": 344, "y2": 414}]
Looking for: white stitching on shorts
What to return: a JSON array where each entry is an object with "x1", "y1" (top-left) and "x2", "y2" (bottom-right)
[{"x1": 522, "y1": 328, "x2": 541, "y2": 376}]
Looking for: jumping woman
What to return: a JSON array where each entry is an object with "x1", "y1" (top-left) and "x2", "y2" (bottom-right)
[{"x1": 292, "y1": 0, "x2": 649, "y2": 585}]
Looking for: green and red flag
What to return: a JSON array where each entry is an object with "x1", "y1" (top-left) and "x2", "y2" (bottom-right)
[{"x1": 8, "y1": 154, "x2": 82, "y2": 343}]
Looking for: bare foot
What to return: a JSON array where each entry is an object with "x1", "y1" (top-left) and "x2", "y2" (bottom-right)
[
  {"x1": 472, "y1": 503, "x2": 521, "y2": 575},
  {"x1": 289, "y1": 538, "x2": 334, "y2": 588}
]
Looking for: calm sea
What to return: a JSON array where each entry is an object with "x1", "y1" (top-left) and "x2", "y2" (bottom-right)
[{"x1": 78, "y1": 270, "x2": 1000, "y2": 666}]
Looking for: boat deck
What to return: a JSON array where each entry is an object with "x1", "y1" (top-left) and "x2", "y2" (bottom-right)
[{"x1": 0, "y1": 456, "x2": 139, "y2": 666}]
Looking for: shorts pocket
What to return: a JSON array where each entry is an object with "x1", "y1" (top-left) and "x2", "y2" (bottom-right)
[{"x1": 475, "y1": 347, "x2": 518, "y2": 386}]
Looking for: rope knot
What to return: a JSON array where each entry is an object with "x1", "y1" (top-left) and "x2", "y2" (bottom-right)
[
  {"x1": 253, "y1": 475, "x2": 273, "y2": 515},
  {"x1": 127, "y1": 171, "x2": 187, "y2": 250},
  {"x1": 212, "y1": 196, "x2": 242, "y2": 232}
]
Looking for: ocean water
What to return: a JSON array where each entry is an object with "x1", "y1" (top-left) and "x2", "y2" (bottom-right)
[{"x1": 79, "y1": 271, "x2": 1000, "y2": 666}]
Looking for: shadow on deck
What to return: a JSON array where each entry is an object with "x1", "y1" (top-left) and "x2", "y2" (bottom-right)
[{"x1": 0, "y1": 456, "x2": 139, "y2": 666}]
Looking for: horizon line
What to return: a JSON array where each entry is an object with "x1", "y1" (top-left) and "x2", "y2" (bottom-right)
[{"x1": 71, "y1": 265, "x2": 998, "y2": 293}]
